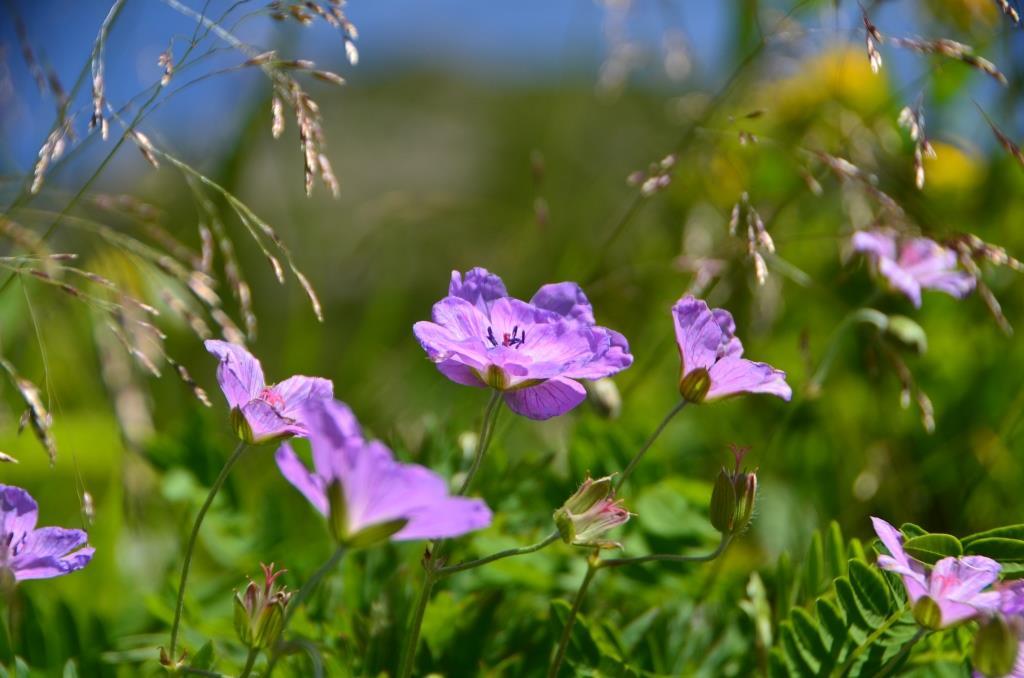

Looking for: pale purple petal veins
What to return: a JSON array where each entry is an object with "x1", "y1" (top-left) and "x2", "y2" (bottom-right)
[
  {"x1": 13, "y1": 546, "x2": 95, "y2": 581},
  {"x1": 436, "y1": 360, "x2": 486, "y2": 387},
  {"x1": 275, "y1": 443, "x2": 328, "y2": 516},
  {"x1": 852, "y1": 230, "x2": 898, "y2": 261},
  {"x1": 15, "y1": 527, "x2": 87, "y2": 559},
  {"x1": 930, "y1": 555, "x2": 1001, "y2": 601},
  {"x1": 917, "y1": 270, "x2": 976, "y2": 299},
  {"x1": 935, "y1": 598, "x2": 985, "y2": 627},
  {"x1": 430, "y1": 296, "x2": 493, "y2": 342},
  {"x1": 0, "y1": 486, "x2": 38, "y2": 541},
  {"x1": 273, "y1": 375, "x2": 334, "y2": 420},
  {"x1": 449, "y1": 268, "x2": 508, "y2": 313},
  {"x1": 706, "y1": 358, "x2": 792, "y2": 401},
  {"x1": 346, "y1": 459, "x2": 449, "y2": 532},
  {"x1": 561, "y1": 328, "x2": 633, "y2": 380},
  {"x1": 205, "y1": 340, "x2": 266, "y2": 409},
  {"x1": 394, "y1": 497, "x2": 493, "y2": 540},
  {"x1": 503, "y1": 377, "x2": 587, "y2": 420},
  {"x1": 672, "y1": 296, "x2": 730, "y2": 375},
  {"x1": 241, "y1": 400, "x2": 301, "y2": 443},
  {"x1": 413, "y1": 322, "x2": 491, "y2": 370},
  {"x1": 301, "y1": 399, "x2": 364, "y2": 479},
  {"x1": 530, "y1": 282, "x2": 596, "y2": 324}
]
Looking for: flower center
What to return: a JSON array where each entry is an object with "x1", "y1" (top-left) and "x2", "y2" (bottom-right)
[
  {"x1": 486, "y1": 325, "x2": 526, "y2": 349},
  {"x1": 258, "y1": 387, "x2": 286, "y2": 411}
]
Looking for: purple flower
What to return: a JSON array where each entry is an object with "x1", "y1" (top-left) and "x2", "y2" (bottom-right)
[
  {"x1": 276, "y1": 399, "x2": 492, "y2": 546},
  {"x1": 852, "y1": 230, "x2": 975, "y2": 308},
  {"x1": 671, "y1": 296, "x2": 791, "y2": 403},
  {"x1": 872, "y1": 517, "x2": 1001, "y2": 628},
  {"x1": 205, "y1": 340, "x2": 333, "y2": 444},
  {"x1": 0, "y1": 485, "x2": 93, "y2": 584},
  {"x1": 413, "y1": 268, "x2": 633, "y2": 420}
]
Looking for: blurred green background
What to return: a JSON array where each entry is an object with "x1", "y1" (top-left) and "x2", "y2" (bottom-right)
[{"x1": 1, "y1": 0, "x2": 1023, "y2": 675}]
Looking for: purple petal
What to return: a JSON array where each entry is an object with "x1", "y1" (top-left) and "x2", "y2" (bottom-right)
[
  {"x1": 436, "y1": 360, "x2": 486, "y2": 387},
  {"x1": 16, "y1": 526, "x2": 87, "y2": 558},
  {"x1": 672, "y1": 296, "x2": 731, "y2": 375},
  {"x1": 713, "y1": 310, "x2": 743, "y2": 358},
  {"x1": 935, "y1": 597, "x2": 985, "y2": 627},
  {"x1": 205, "y1": 340, "x2": 266, "y2": 409},
  {"x1": 530, "y1": 282, "x2": 595, "y2": 324},
  {"x1": 241, "y1": 400, "x2": 302, "y2": 443},
  {"x1": 14, "y1": 546, "x2": 94, "y2": 581},
  {"x1": 852, "y1": 230, "x2": 898, "y2": 261},
  {"x1": 917, "y1": 269, "x2": 976, "y2": 299},
  {"x1": 395, "y1": 496, "x2": 493, "y2": 540},
  {"x1": 301, "y1": 399, "x2": 364, "y2": 479},
  {"x1": 503, "y1": 377, "x2": 586, "y2": 420},
  {"x1": 706, "y1": 358, "x2": 792, "y2": 401},
  {"x1": 930, "y1": 555, "x2": 1001, "y2": 603},
  {"x1": 560, "y1": 328, "x2": 633, "y2": 381},
  {"x1": 879, "y1": 258, "x2": 923, "y2": 307},
  {"x1": 871, "y1": 517, "x2": 929, "y2": 602},
  {"x1": 0, "y1": 486, "x2": 38, "y2": 541},
  {"x1": 275, "y1": 443, "x2": 328, "y2": 516},
  {"x1": 449, "y1": 268, "x2": 508, "y2": 313},
  {"x1": 273, "y1": 375, "x2": 334, "y2": 420}
]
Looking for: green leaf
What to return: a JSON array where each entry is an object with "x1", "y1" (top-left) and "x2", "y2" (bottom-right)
[
  {"x1": 62, "y1": 660, "x2": 78, "y2": 678},
  {"x1": 805, "y1": 532, "x2": 825, "y2": 598},
  {"x1": 790, "y1": 608, "x2": 828, "y2": 665},
  {"x1": 634, "y1": 478, "x2": 713, "y2": 539},
  {"x1": 849, "y1": 560, "x2": 892, "y2": 622},
  {"x1": 779, "y1": 623, "x2": 820, "y2": 677},
  {"x1": 835, "y1": 577, "x2": 871, "y2": 633},
  {"x1": 815, "y1": 599, "x2": 847, "y2": 654},
  {"x1": 903, "y1": 534, "x2": 963, "y2": 564},
  {"x1": 825, "y1": 521, "x2": 846, "y2": 579},
  {"x1": 190, "y1": 641, "x2": 215, "y2": 670},
  {"x1": 963, "y1": 525, "x2": 1024, "y2": 546},
  {"x1": 899, "y1": 523, "x2": 928, "y2": 538},
  {"x1": 965, "y1": 538, "x2": 1024, "y2": 561}
]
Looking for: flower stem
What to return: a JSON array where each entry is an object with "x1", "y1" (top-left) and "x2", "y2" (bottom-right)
[
  {"x1": 548, "y1": 557, "x2": 600, "y2": 678},
  {"x1": 265, "y1": 543, "x2": 347, "y2": 676},
  {"x1": 168, "y1": 440, "x2": 248, "y2": 659},
  {"x1": 457, "y1": 390, "x2": 503, "y2": 496},
  {"x1": 238, "y1": 646, "x2": 260, "y2": 678},
  {"x1": 598, "y1": 535, "x2": 730, "y2": 569},
  {"x1": 831, "y1": 608, "x2": 906, "y2": 678},
  {"x1": 615, "y1": 400, "x2": 687, "y2": 492},
  {"x1": 436, "y1": 530, "x2": 561, "y2": 577},
  {"x1": 873, "y1": 628, "x2": 925, "y2": 678},
  {"x1": 397, "y1": 568, "x2": 438, "y2": 678}
]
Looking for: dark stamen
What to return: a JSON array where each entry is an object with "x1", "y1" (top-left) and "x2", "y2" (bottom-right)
[{"x1": 486, "y1": 327, "x2": 498, "y2": 347}]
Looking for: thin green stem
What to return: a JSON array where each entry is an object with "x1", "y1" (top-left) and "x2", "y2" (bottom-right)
[
  {"x1": 615, "y1": 400, "x2": 687, "y2": 492},
  {"x1": 397, "y1": 569, "x2": 437, "y2": 678},
  {"x1": 457, "y1": 390, "x2": 503, "y2": 496},
  {"x1": 599, "y1": 535, "x2": 730, "y2": 569},
  {"x1": 238, "y1": 646, "x2": 259, "y2": 678},
  {"x1": 548, "y1": 558, "x2": 600, "y2": 678},
  {"x1": 168, "y1": 441, "x2": 248, "y2": 659},
  {"x1": 265, "y1": 543, "x2": 347, "y2": 676},
  {"x1": 437, "y1": 531, "x2": 561, "y2": 577}
]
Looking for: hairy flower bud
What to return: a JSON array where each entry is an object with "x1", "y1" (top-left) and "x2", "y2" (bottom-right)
[
  {"x1": 679, "y1": 367, "x2": 711, "y2": 403},
  {"x1": 709, "y1": 446, "x2": 758, "y2": 535},
  {"x1": 234, "y1": 563, "x2": 292, "y2": 650},
  {"x1": 554, "y1": 475, "x2": 630, "y2": 549},
  {"x1": 973, "y1": 615, "x2": 1019, "y2": 677}
]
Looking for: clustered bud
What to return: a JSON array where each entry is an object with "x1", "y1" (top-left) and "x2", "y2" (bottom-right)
[
  {"x1": 234, "y1": 563, "x2": 293, "y2": 650},
  {"x1": 554, "y1": 475, "x2": 631, "y2": 549},
  {"x1": 708, "y1": 445, "x2": 757, "y2": 536}
]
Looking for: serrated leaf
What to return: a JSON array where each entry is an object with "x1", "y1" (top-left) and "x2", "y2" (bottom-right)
[
  {"x1": 825, "y1": 521, "x2": 846, "y2": 578},
  {"x1": 791, "y1": 608, "x2": 828, "y2": 665},
  {"x1": 963, "y1": 525, "x2": 1024, "y2": 546},
  {"x1": 805, "y1": 532, "x2": 825, "y2": 598},
  {"x1": 965, "y1": 538, "x2": 1024, "y2": 561},
  {"x1": 903, "y1": 534, "x2": 963, "y2": 564},
  {"x1": 849, "y1": 560, "x2": 892, "y2": 621}
]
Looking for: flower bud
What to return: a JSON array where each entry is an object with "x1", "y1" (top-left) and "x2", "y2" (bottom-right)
[
  {"x1": 973, "y1": 615, "x2": 1019, "y2": 677},
  {"x1": 585, "y1": 378, "x2": 622, "y2": 420},
  {"x1": 234, "y1": 563, "x2": 292, "y2": 650},
  {"x1": 709, "y1": 446, "x2": 758, "y2": 535},
  {"x1": 553, "y1": 475, "x2": 630, "y2": 549},
  {"x1": 679, "y1": 367, "x2": 710, "y2": 403},
  {"x1": 886, "y1": 315, "x2": 928, "y2": 355},
  {"x1": 912, "y1": 596, "x2": 943, "y2": 630},
  {"x1": 709, "y1": 470, "x2": 737, "y2": 533},
  {"x1": 230, "y1": 407, "x2": 256, "y2": 445}
]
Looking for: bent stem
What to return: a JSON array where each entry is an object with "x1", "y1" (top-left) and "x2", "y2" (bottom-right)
[
  {"x1": 548, "y1": 557, "x2": 600, "y2": 678},
  {"x1": 615, "y1": 400, "x2": 687, "y2": 491},
  {"x1": 437, "y1": 530, "x2": 561, "y2": 577},
  {"x1": 265, "y1": 543, "x2": 348, "y2": 676},
  {"x1": 457, "y1": 389, "x2": 503, "y2": 496},
  {"x1": 238, "y1": 646, "x2": 260, "y2": 678},
  {"x1": 168, "y1": 440, "x2": 248, "y2": 659}
]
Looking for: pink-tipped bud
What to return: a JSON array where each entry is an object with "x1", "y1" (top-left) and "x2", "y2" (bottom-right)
[
  {"x1": 709, "y1": 448, "x2": 758, "y2": 535},
  {"x1": 234, "y1": 563, "x2": 292, "y2": 650},
  {"x1": 554, "y1": 475, "x2": 630, "y2": 549}
]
